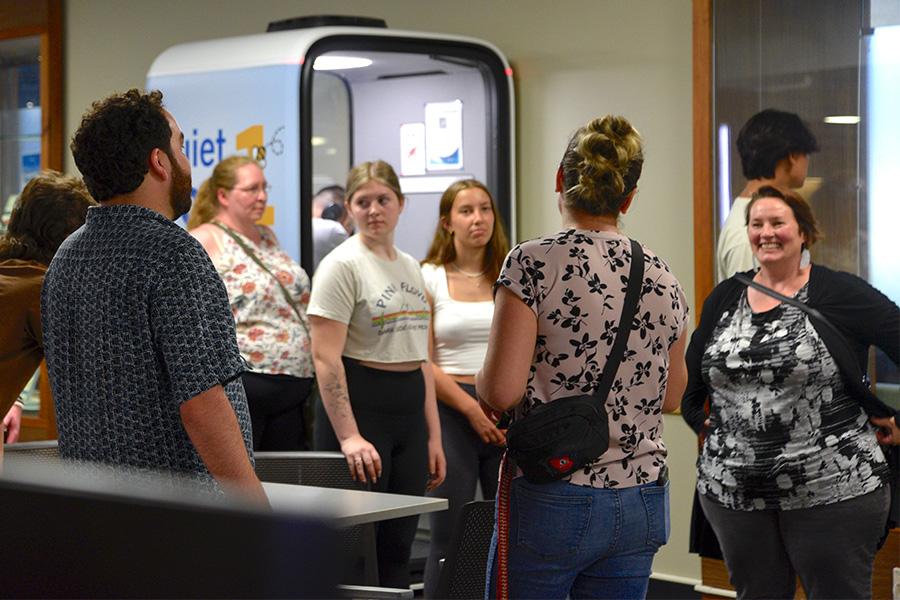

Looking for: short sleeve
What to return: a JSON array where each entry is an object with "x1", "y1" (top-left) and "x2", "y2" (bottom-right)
[
  {"x1": 496, "y1": 244, "x2": 541, "y2": 315},
  {"x1": 669, "y1": 277, "x2": 691, "y2": 345},
  {"x1": 308, "y1": 255, "x2": 358, "y2": 324},
  {"x1": 149, "y1": 244, "x2": 245, "y2": 406}
]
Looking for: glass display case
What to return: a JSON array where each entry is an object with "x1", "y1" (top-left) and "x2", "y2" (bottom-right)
[
  {"x1": 0, "y1": 35, "x2": 41, "y2": 232},
  {"x1": 0, "y1": 35, "x2": 42, "y2": 420}
]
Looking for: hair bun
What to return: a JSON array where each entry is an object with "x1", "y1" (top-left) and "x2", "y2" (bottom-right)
[{"x1": 560, "y1": 115, "x2": 644, "y2": 217}]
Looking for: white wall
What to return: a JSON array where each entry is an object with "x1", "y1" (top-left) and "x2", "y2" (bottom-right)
[{"x1": 65, "y1": 0, "x2": 699, "y2": 581}]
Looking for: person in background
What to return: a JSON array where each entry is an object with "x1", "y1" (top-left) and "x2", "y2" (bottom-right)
[
  {"x1": 683, "y1": 186, "x2": 898, "y2": 599},
  {"x1": 312, "y1": 185, "x2": 349, "y2": 269},
  {"x1": 420, "y1": 179, "x2": 509, "y2": 598},
  {"x1": 717, "y1": 109, "x2": 819, "y2": 281},
  {"x1": 477, "y1": 115, "x2": 689, "y2": 599},
  {"x1": 189, "y1": 156, "x2": 314, "y2": 451},
  {"x1": 308, "y1": 160, "x2": 445, "y2": 589},
  {"x1": 0, "y1": 172, "x2": 95, "y2": 461},
  {"x1": 43, "y1": 89, "x2": 265, "y2": 503}
]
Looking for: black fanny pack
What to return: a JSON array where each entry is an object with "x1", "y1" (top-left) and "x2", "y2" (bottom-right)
[{"x1": 506, "y1": 239, "x2": 644, "y2": 484}]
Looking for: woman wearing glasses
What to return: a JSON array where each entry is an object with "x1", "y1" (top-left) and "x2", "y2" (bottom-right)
[{"x1": 189, "y1": 156, "x2": 314, "y2": 451}]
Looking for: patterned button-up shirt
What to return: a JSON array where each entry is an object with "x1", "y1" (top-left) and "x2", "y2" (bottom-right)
[{"x1": 42, "y1": 205, "x2": 252, "y2": 483}]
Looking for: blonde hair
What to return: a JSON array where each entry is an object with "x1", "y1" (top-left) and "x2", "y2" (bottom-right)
[
  {"x1": 560, "y1": 115, "x2": 644, "y2": 217},
  {"x1": 187, "y1": 155, "x2": 258, "y2": 229},
  {"x1": 346, "y1": 160, "x2": 403, "y2": 205},
  {"x1": 422, "y1": 179, "x2": 509, "y2": 283}
]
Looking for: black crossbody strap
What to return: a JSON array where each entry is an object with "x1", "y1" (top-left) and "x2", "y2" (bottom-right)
[
  {"x1": 212, "y1": 221, "x2": 310, "y2": 338},
  {"x1": 735, "y1": 273, "x2": 863, "y2": 382},
  {"x1": 593, "y1": 239, "x2": 645, "y2": 402}
]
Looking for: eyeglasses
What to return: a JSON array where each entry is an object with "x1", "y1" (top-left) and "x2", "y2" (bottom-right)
[{"x1": 233, "y1": 183, "x2": 271, "y2": 195}]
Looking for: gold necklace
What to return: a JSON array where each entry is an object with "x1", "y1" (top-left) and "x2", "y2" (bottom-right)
[{"x1": 451, "y1": 262, "x2": 486, "y2": 279}]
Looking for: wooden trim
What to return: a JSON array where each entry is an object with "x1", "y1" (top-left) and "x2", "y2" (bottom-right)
[
  {"x1": 43, "y1": 0, "x2": 63, "y2": 171},
  {"x1": 693, "y1": 0, "x2": 714, "y2": 318},
  {"x1": 0, "y1": 25, "x2": 44, "y2": 41},
  {"x1": 0, "y1": 0, "x2": 48, "y2": 31}
]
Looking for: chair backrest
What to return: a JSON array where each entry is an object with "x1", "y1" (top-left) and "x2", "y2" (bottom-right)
[
  {"x1": 5, "y1": 440, "x2": 59, "y2": 464},
  {"x1": 254, "y1": 451, "x2": 377, "y2": 586},
  {"x1": 253, "y1": 451, "x2": 368, "y2": 490},
  {"x1": 434, "y1": 500, "x2": 496, "y2": 600}
]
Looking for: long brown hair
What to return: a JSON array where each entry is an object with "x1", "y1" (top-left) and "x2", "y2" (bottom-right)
[
  {"x1": 187, "y1": 155, "x2": 258, "y2": 229},
  {"x1": 0, "y1": 171, "x2": 96, "y2": 264},
  {"x1": 422, "y1": 179, "x2": 509, "y2": 283}
]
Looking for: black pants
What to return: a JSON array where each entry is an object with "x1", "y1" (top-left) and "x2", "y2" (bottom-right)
[
  {"x1": 699, "y1": 486, "x2": 889, "y2": 599},
  {"x1": 315, "y1": 358, "x2": 428, "y2": 589},
  {"x1": 424, "y1": 383, "x2": 503, "y2": 598},
  {"x1": 242, "y1": 371, "x2": 313, "y2": 451}
]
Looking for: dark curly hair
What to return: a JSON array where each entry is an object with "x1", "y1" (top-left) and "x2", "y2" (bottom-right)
[
  {"x1": 0, "y1": 171, "x2": 97, "y2": 264},
  {"x1": 70, "y1": 89, "x2": 173, "y2": 201},
  {"x1": 737, "y1": 109, "x2": 819, "y2": 180}
]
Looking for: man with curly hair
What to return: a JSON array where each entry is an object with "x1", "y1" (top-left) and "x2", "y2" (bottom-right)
[{"x1": 41, "y1": 89, "x2": 266, "y2": 503}]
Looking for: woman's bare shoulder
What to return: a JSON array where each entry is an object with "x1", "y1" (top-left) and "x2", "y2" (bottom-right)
[{"x1": 189, "y1": 223, "x2": 223, "y2": 255}]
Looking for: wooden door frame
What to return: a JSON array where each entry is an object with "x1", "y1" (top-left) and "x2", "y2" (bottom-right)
[{"x1": 693, "y1": 0, "x2": 714, "y2": 317}]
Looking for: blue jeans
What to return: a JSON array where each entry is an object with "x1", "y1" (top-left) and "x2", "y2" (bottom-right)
[{"x1": 485, "y1": 477, "x2": 670, "y2": 600}]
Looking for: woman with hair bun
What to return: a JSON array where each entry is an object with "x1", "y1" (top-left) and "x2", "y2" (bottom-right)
[
  {"x1": 189, "y1": 156, "x2": 314, "y2": 451},
  {"x1": 477, "y1": 115, "x2": 689, "y2": 599}
]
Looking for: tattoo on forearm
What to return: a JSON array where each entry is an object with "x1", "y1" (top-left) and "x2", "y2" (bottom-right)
[{"x1": 323, "y1": 373, "x2": 352, "y2": 421}]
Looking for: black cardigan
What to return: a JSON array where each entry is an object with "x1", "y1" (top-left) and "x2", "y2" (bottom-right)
[{"x1": 682, "y1": 264, "x2": 900, "y2": 434}]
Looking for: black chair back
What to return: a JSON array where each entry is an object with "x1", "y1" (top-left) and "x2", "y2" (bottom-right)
[
  {"x1": 5, "y1": 440, "x2": 60, "y2": 464},
  {"x1": 254, "y1": 451, "x2": 368, "y2": 490},
  {"x1": 253, "y1": 451, "x2": 376, "y2": 585},
  {"x1": 434, "y1": 500, "x2": 496, "y2": 599}
]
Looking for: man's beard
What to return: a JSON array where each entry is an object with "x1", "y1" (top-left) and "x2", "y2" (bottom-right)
[{"x1": 169, "y1": 158, "x2": 193, "y2": 220}]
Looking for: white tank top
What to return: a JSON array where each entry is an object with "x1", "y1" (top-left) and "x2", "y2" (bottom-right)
[{"x1": 421, "y1": 263, "x2": 494, "y2": 375}]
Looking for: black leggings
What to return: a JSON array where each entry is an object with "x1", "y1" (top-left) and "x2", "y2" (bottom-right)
[
  {"x1": 315, "y1": 357, "x2": 428, "y2": 589},
  {"x1": 423, "y1": 383, "x2": 503, "y2": 597},
  {"x1": 242, "y1": 371, "x2": 313, "y2": 451}
]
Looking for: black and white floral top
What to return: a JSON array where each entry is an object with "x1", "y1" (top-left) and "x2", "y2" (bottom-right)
[
  {"x1": 697, "y1": 285, "x2": 888, "y2": 510},
  {"x1": 498, "y1": 229, "x2": 689, "y2": 488}
]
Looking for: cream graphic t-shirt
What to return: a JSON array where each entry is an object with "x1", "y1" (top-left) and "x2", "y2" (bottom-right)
[{"x1": 308, "y1": 235, "x2": 430, "y2": 363}]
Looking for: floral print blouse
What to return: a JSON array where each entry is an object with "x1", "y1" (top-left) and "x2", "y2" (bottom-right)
[
  {"x1": 211, "y1": 225, "x2": 314, "y2": 378},
  {"x1": 498, "y1": 229, "x2": 689, "y2": 488}
]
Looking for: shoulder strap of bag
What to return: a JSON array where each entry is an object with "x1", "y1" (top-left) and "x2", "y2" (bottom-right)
[
  {"x1": 212, "y1": 221, "x2": 310, "y2": 338},
  {"x1": 593, "y1": 239, "x2": 645, "y2": 402},
  {"x1": 734, "y1": 273, "x2": 866, "y2": 384}
]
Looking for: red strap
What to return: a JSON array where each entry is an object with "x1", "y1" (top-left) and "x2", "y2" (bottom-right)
[{"x1": 496, "y1": 451, "x2": 513, "y2": 600}]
